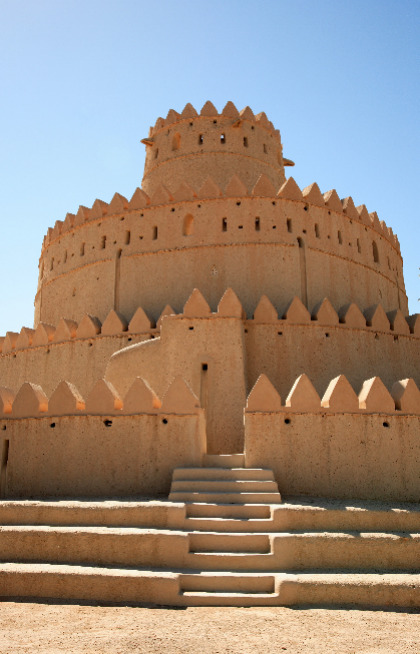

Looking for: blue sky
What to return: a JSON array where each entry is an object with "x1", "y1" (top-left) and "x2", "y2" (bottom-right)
[{"x1": 0, "y1": 0, "x2": 418, "y2": 333}]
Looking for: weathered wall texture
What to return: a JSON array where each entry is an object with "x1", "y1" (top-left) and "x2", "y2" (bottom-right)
[
  {"x1": 2, "y1": 412, "x2": 205, "y2": 498},
  {"x1": 245, "y1": 411, "x2": 420, "y2": 502}
]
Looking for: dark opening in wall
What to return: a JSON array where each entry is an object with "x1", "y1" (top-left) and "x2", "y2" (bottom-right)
[
  {"x1": 202, "y1": 363, "x2": 208, "y2": 371},
  {"x1": 357, "y1": 238, "x2": 361, "y2": 253},
  {"x1": 153, "y1": 226, "x2": 158, "y2": 240},
  {"x1": 255, "y1": 217, "x2": 260, "y2": 231},
  {"x1": 101, "y1": 236, "x2": 106, "y2": 249},
  {"x1": 372, "y1": 240, "x2": 379, "y2": 263},
  {"x1": 50, "y1": 257, "x2": 54, "y2": 271},
  {"x1": 125, "y1": 230, "x2": 131, "y2": 245},
  {"x1": 80, "y1": 243, "x2": 85, "y2": 256},
  {"x1": 222, "y1": 218, "x2": 227, "y2": 232},
  {"x1": 315, "y1": 224, "x2": 320, "y2": 238},
  {"x1": 155, "y1": 148, "x2": 159, "y2": 159},
  {"x1": 297, "y1": 237, "x2": 304, "y2": 248},
  {"x1": 198, "y1": 134, "x2": 203, "y2": 145},
  {"x1": 0, "y1": 439, "x2": 9, "y2": 498},
  {"x1": 183, "y1": 214, "x2": 194, "y2": 236},
  {"x1": 263, "y1": 143, "x2": 267, "y2": 153},
  {"x1": 63, "y1": 250, "x2": 67, "y2": 263},
  {"x1": 287, "y1": 218, "x2": 292, "y2": 233},
  {"x1": 220, "y1": 134, "x2": 226, "y2": 144},
  {"x1": 243, "y1": 137, "x2": 248, "y2": 147},
  {"x1": 338, "y1": 230, "x2": 342, "y2": 244},
  {"x1": 172, "y1": 133, "x2": 181, "y2": 151}
]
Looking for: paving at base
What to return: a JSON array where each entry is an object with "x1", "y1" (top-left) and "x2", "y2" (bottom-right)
[{"x1": 0, "y1": 601, "x2": 419, "y2": 653}]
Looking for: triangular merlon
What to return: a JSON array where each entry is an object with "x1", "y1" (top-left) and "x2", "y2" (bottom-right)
[
  {"x1": 285, "y1": 374, "x2": 321, "y2": 411},
  {"x1": 302, "y1": 182, "x2": 324, "y2": 206},
  {"x1": 48, "y1": 381, "x2": 85, "y2": 415},
  {"x1": 76, "y1": 315, "x2": 102, "y2": 339},
  {"x1": 85, "y1": 379, "x2": 123, "y2": 414},
  {"x1": 251, "y1": 174, "x2": 276, "y2": 197},
  {"x1": 123, "y1": 377, "x2": 161, "y2": 413},
  {"x1": 129, "y1": 307, "x2": 153, "y2": 333},
  {"x1": 321, "y1": 375, "x2": 359, "y2": 412},
  {"x1": 161, "y1": 376, "x2": 200, "y2": 413},
  {"x1": 391, "y1": 379, "x2": 420, "y2": 413},
  {"x1": 323, "y1": 189, "x2": 342, "y2": 212},
  {"x1": 101, "y1": 310, "x2": 128, "y2": 335},
  {"x1": 358, "y1": 377, "x2": 395, "y2": 412},
  {"x1": 217, "y1": 288, "x2": 245, "y2": 319},
  {"x1": 277, "y1": 177, "x2": 303, "y2": 201},
  {"x1": 253, "y1": 295, "x2": 278, "y2": 323},
  {"x1": 246, "y1": 374, "x2": 281, "y2": 412},
  {"x1": 183, "y1": 289, "x2": 211, "y2": 318},
  {"x1": 311, "y1": 298, "x2": 339, "y2": 325},
  {"x1": 12, "y1": 382, "x2": 48, "y2": 417},
  {"x1": 282, "y1": 297, "x2": 311, "y2": 323}
]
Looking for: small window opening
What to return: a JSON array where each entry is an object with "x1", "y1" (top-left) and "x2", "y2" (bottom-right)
[
  {"x1": 255, "y1": 217, "x2": 260, "y2": 231},
  {"x1": 357, "y1": 238, "x2": 361, "y2": 253},
  {"x1": 183, "y1": 214, "x2": 194, "y2": 236},
  {"x1": 287, "y1": 218, "x2": 292, "y2": 233},
  {"x1": 198, "y1": 134, "x2": 203, "y2": 145},
  {"x1": 125, "y1": 230, "x2": 131, "y2": 245},
  {"x1": 222, "y1": 218, "x2": 227, "y2": 232},
  {"x1": 103, "y1": 419, "x2": 113, "y2": 427},
  {"x1": 297, "y1": 237, "x2": 304, "y2": 248},
  {"x1": 153, "y1": 226, "x2": 158, "y2": 240},
  {"x1": 238, "y1": 225, "x2": 243, "y2": 229},
  {"x1": 387, "y1": 256, "x2": 391, "y2": 270},
  {"x1": 338, "y1": 230, "x2": 342, "y2": 244},
  {"x1": 154, "y1": 148, "x2": 159, "y2": 159},
  {"x1": 315, "y1": 224, "x2": 320, "y2": 238},
  {"x1": 220, "y1": 133, "x2": 226, "y2": 144},
  {"x1": 202, "y1": 363, "x2": 208, "y2": 371},
  {"x1": 63, "y1": 250, "x2": 67, "y2": 263},
  {"x1": 372, "y1": 240, "x2": 379, "y2": 263},
  {"x1": 172, "y1": 133, "x2": 181, "y2": 151},
  {"x1": 243, "y1": 136, "x2": 248, "y2": 147},
  {"x1": 80, "y1": 243, "x2": 85, "y2": 256},
  {"x1": 50, "y1": 257, "x2": 54, "y2": 271},
  {"x1": 263, "y1": 143, "x2": 267, "y2": 153},
  {"x1": 101, "y1": 236, "x2": 106, "y2": 249}
]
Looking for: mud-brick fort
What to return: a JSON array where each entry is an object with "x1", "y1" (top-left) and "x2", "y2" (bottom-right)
[{"x1": 0, "y1": 101, "x2": 419, "y2": 608}]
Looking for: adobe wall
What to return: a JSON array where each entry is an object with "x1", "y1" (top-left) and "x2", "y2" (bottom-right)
[
  {"x1": 3, "y1": 413, "x2": 204, "y2": 498},
  {"x1": 106, "y1": 314, "x2": 247, "y2": 454},
  {"x1": 245, "y1": 411, "x2": 420, "y2": 502},
  {"x1": 35, "y1": 190, "x2": 407, "y2": 327},
  {"x1": 244, "y1": 320, "x2": 420, "y2": 400}
]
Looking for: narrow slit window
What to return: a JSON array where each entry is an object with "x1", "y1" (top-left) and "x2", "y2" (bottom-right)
[
  {"x1": 372, "y1": 240, "x2": 379, "y2": 263},
  {"x1": 152, "y1": 226, "x2": 158, "y2": 240},
  {"x1": 297, "y1": 237, "x2": 304, "y2": 248},
  {"x1": 183, "y1": 214, "x2": 194, "y2": 236},
  {"x1": 263, "y1": 143, "x2": 267, "y2": 153},
  {"x1": 357, "y1": 238, "x2": 361, "y2": 253},
  {"x1": 255, "y1": 217, "x2": 260, "y2": 232},
  {"x1": 154, "y1": 148, "x2": 159, "y2": 159},
  {"x1": 172, "y1": 133, "x2": 181, "y2": 151},
  {"x1": 287, "y1": 218, "x2": 292, "y2": 233},
  {"x1": 315, "y1": 223, "x2": 320, "y2": 238},
  {"x1": 50, "y1": 257, "x2": 54, "y2": 271},
  {"x1": 222, "y1": 218, "x2": 227, "y2": 232},
  {"x1": 220, "y1": 133, "x2": 226, "y2": 144},
  {"x1": 125, "y1": 230, "x2": 131, "y2": 245},
  {"x1": 63, "y1": 250, "x2": 67, "y2": 263},
  {"x1": 338, "y1": 230, "x2": 342, "y2": 244},
  {"x1": 198, "y1": 134, "x2": 203, "y2": 145},
  {"x1": 243, "y1": 136, "x2": 248, "y2": 147},
  {"x1": 80, "y1": 243, "x2": 85, "y2": 256},
  {"x1": 101, "y1": 236, "x2": 106, "y2": 249}
]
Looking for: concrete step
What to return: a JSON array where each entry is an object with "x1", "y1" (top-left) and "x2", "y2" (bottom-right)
[
  {"x1": 170, "y1": 480, "x2": 279, "y2": 493},
  {"x1": 203, "y1": 454, "x2": 245, "y2": 468},
  {"x1": 181, "y1": 591, "x2": 279, "y2": 606},
  {"x1": 0, "y1": 562, "x2": 180, "y2": 605},
  {"x1": 189, "y1": 532, "x2": 270, "y2": 553},
  {"x1": 179, "y1": 572, "x2": 275, "y2": 593},
  {"x1": 168, "y1": 491, "x2": 282, "y2": 504},
  {"x1": 172, "y1": 468, "x2": 274, "y2": 481},
  {"x1": 184, "y1": 517, "x2": 274, "y2": 532},
  {"x1": 185, "y1": 503, "x2": 272, "y2": 519}
]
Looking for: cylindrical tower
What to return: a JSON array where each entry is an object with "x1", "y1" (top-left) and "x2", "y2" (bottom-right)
[{"x1": 141, "y1": 101, "x2": 286, "y2": 196}]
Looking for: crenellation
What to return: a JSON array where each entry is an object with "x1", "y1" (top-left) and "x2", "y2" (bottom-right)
[
  {"x1": 246, "y1": 373, "x2": 281, "y2": 412},
  {"x1": 48, "y1": 380, "x2": 85, "y2": 415},
  {"x1": 387, "y1": 309, "x2": 410, "y2": 335},
  {"x1": 2, "y1": 332, "x2": 20, "y2": 354},
  {"x1": 358, "y1": 376, "x2": 395, "y2": 412},
  {"x1": 321, "y1": 374, "x2": 359, "y2": 411},
  {"x1": 85, "y1": 378, "x2": 123, "y2": 414},
  {"x1": 302, "y1": 182, "x2": 324, "y2": 206},
  {"x1": 15, "y1": 327, "x2": 35, "y2": 350},
  {"x1": 123, "y1": 377, "x2": 161, "y2": 413},
  {"x1": 391, "y1": 378, "x2": 420, "y2": 413},
  {"x1": 12, "y1": 382, "x2": 48, "y2": 417},
  {"x1": 323, "y1": 189, "x2": 342, "y2": 212},
  {"x1": 101, "y1": 310, "x2": 128, "y2": 335}
]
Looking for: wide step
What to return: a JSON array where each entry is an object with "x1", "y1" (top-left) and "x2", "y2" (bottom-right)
[
  {"x1": 180, "y1": 572, "x2": 275, "y2": 593},
  {"x1": 173, "y1": 468, "x2": 274, "y2": 481},
  {"x1": 169, "y1": 491, "x2": 281, "y2": 503},
  {"x1": 171, "y1": 480, "x2": 278, "y2": 493},
  {"x1": 189, "y1": 532, "x2": 270, "y2": 553},
  {"x1": 185, "y1": 503, "x2": 271, "y2": 519}
]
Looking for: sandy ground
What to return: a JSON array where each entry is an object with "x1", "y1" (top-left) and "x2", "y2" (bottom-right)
[{"x1": 0, "y1": 601, "x2": 419, "y2": 653}]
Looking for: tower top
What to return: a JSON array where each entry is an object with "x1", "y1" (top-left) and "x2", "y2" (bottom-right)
[{"x1": 141, "y1": 101, "x2": 290, "y2": 196}]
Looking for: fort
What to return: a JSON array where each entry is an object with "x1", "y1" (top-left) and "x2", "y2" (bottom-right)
[{"x1": 0, "y1": 101, "x2": 419, "y2": 607}]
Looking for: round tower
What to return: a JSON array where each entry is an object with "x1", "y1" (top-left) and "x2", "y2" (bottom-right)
[{"x1": 141, "y1": 101, "x2": 286, "y2": 196}]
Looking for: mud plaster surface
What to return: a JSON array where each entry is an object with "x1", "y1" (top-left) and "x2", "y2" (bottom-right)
[{"x1": 0, "y1": 601, "x2": 419, "y2": 653}]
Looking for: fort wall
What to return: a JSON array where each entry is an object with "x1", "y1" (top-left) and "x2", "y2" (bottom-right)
[{"x1": 34, "y1": 183, "x2": 407, "y2": 327}]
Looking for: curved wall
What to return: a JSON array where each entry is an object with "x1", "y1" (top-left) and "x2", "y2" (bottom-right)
[{"x1": 35, "y1": 193, "x2": 407, "y2": 327}]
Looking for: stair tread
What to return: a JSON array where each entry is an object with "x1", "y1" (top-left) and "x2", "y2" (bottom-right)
[{"x1": 182, "y1": 591, "x2": 277, "y2": 597}]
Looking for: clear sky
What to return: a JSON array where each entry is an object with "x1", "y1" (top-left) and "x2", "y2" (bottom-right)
[{"x1": 0, "y1": 0, "x2": 418, "y2": 334}]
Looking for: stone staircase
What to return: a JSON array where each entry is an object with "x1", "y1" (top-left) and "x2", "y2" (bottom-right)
[{"x1": 0, "y1": 454, "x2": 419, "y2": 607}]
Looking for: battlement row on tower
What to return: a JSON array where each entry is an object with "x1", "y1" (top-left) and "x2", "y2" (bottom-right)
[
  {"x1": 0, "y1": 372, "x2": 418, "y2": 419},
  {"x1": 41, "y1": 175, "x2": 399, "y2": 253}
]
